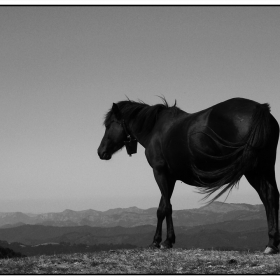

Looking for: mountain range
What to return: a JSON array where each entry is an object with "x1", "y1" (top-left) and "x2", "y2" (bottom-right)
[
  {"x1": 0, "y1": 202, "x2": 274, "y2": 255},
  {"x1": 0, "y1": 201, "x2": 266, "y2": 228}
]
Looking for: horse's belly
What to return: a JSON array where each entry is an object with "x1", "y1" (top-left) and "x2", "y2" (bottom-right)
[{"x1": 164, "y1": 135, "x2": 196, "y2": 185}]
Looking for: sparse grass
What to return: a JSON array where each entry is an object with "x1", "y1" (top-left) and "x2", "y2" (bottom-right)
[{"x1": 0, "y1": 248, "x2": 280, "y2": 274}]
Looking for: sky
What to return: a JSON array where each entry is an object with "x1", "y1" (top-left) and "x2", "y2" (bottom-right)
[{"x1": 0, "y1": 6, "x2": 280, "y2": 213}]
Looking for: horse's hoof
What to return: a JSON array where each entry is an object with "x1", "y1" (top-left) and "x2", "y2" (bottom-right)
[
  {"x1": 264, "y1": 246, "x2": 279, "y2": 254},
  {"x1": 160, "y1": 242, "x2": 173, "y2": 249},
  {"x1": 148, "y1": 243, "x2": 160, "y2": 249}
]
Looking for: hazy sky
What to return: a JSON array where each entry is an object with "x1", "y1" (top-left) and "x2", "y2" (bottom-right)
[{"x1": 1, "y1": 6, "x2": 280, "y2": 213}]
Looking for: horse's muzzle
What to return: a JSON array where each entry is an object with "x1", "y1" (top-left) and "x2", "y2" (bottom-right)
[{"x1": 97, "y1": 149, "x2": 112, "y2": 160}]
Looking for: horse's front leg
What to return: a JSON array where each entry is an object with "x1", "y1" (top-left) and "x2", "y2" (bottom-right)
[
  {"x1": 150, "y1": 167, "x2": 176, "y2": 249},
  {"x1": 149, "y1": 196, "x2": 164, "y2": 248}
]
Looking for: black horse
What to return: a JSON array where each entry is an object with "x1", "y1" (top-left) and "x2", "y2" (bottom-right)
[{"x1": 98, "y1": 97, "x2": 279, "y2": 254}]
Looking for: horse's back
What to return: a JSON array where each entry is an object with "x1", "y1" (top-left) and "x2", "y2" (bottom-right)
[{"x1": 165, "y1": 97, "x2": 260, "y2": 153}]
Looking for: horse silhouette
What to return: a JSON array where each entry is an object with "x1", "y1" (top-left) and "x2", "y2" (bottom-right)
[{"x1": 98, "y1": 97, "x2": 279, "y2": 254}]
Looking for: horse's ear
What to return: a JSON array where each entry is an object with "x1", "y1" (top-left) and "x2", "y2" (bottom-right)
[{"x1": 112, "y1": 103, "x2": 122, "y2": 120}]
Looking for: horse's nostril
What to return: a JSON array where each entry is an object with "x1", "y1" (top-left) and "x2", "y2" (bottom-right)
[{"x1": 98, "y1": 151, "x2": 111, "y2": 160}]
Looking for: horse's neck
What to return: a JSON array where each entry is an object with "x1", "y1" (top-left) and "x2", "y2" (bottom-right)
[
  {"x1": 128, "y1": 121, "x2": 150, "y2": 148},
  {"x1": 128, "y1": 108, "x2": 185, "y2": 148}
]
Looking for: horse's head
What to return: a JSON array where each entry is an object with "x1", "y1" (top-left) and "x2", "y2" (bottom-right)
[{"x1": 98, "y1": 103, "x2": 127, "y2": 160}]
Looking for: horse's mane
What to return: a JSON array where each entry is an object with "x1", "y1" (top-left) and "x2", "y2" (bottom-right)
[{"x1": 104, "y1": 97, "x2": 178, "y2": 136}]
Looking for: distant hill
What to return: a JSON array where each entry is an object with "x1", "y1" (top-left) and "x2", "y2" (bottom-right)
[
  {"x1": 0, "y1": 224, "x2": 155, "y2": 246},
  {"x1": 0, "y1": 244, "x2": 26, "y2": 259},
  {"x1": 0, "y1": 220, "x2": 269, "y2": 254},
  {"x1": 0, "y1": 202, "x2": 266, "y2": 228},
  {"x1": 0, "y1": 212, "x2": 34, "y2": 227},
  {"x1": 0, "y1": 240, "x2": 136, "y2": 257},
  {"x1": 0, "y1": 202, "x2": 273, "y2": 255}
]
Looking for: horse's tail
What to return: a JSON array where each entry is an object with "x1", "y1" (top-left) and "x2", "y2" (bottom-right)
[{"x1": 193, "y1": 103, "x2": 271, "y2": 203}]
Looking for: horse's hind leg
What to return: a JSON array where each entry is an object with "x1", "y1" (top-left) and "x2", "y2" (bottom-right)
[{"x1": 245, "y1": 168, "x2": 279, "y2": 254}]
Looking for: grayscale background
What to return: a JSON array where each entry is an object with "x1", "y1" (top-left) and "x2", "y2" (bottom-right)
[{"x1": 1, "y1": 6, "x2": 279, "y2": 213}]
